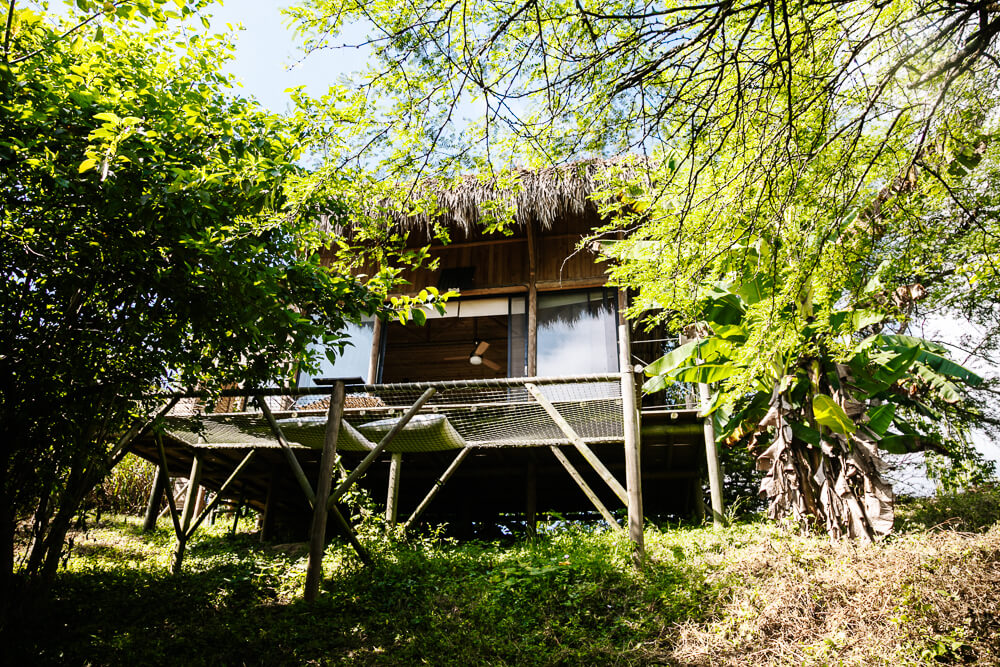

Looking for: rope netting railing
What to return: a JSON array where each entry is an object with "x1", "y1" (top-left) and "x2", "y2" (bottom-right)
[{"x1": 161, "y1": 375, "x2": 626, "y2": 454}]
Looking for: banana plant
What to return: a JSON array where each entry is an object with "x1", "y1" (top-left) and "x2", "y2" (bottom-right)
[{"x1": 643, "y1": 282, "x2": 983, "y2": 541}]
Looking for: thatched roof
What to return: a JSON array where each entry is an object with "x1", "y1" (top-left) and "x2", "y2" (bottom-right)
[{"x1": 377, "y1": 156, "x2": 648, "y2": 237}]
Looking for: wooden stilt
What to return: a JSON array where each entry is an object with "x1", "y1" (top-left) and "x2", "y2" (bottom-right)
[
  {"x1": 699, "y1": 383, "x2": 726, "y2": 528},
  {"x1": 368, "y1": 318, "x2": 383, "y2": 384},
  {"x1": 328, "y1": 505, "x2": 372, "y2": 565},
  {"x1": 230, "y1": 493, "x2": 244, "y2": 535},
  {"x1": 402, "y1": 448, "x2": 470, "y2": 531},
  {"x1": 154, "y1": 433, "x2": 183, "y2": 539},
  {"x1": 524, "y1": 383, "x2": 628, "y2": 505},
  {"x1": 692, "y1": 477, "x2": 706, "y2": 523},
  {"x1": 328, "y1": 387, "x2": 437, "y2": 508},
  {"x1": 142, "y1": 464, "x2": 167, "y2": 532},
  {"x1": 385, "y1": 452, "x2": 403, "y2": 525},
  {"x1": 548, "y1": 446, "x2": 622, "y2": 532},
  {"x1": 305, "y1": 381, "x2": 345, "y2": 602},
  {"x1": 618, "y1": 290, "x2": 645, "y2": 567},
  {"x1": 172, "y1": 453, "x2": 203, "y2": 574}
]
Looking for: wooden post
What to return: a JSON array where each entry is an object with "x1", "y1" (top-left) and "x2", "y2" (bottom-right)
[
  {"x1": 618, "y1": 290, "x2": 645, "y2": 567},
  {"x1": 142, "y1": 464, "x2": 167, "y2": 532},
  {"x1": 403, "y1": 448, "x2": 470, "y2": 530},
  {"x1": 154, "y1": 433, "x2": 183, "y2": 539},
  {"x1": 172, "y1": 453, "x2": 203, "y2": 574},
  {"x1": 230, "y1": 493, "x2": 244, "y2": 535},
  {"x1": 305, "y1": 381, "x2": 345, "y2": 602},
  {"x1": 368, "y1": 318, "x2": 383, "y2": 384},
  {"x1": 526, "y1": 219, "x2": 538, "y2": 376},
  {"x1": 549, "y1": 446, "x2": 622, "y2": 532},
  {"x1": 385, "y1": 452, "x2": 403, "y2": 525},
  {"x1": 699, "y1": 382, "x2": 726, "y2": 528},
  {"x1": 524, "y1": 383, "x2": 628, "y2": 505}
]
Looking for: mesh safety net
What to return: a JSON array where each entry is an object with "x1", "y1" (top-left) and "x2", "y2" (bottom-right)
[{"x1": 163, "y1": 375, "x2": 626, "y2": 454}]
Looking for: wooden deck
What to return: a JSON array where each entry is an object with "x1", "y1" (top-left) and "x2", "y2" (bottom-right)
[{"x1": 130, "y1": 405, "x2": 706, "y2": 538}]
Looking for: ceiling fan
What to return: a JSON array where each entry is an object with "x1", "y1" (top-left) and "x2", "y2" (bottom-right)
[{"x1": 445, "y1": 340, "x2": 502, "y2": 371}]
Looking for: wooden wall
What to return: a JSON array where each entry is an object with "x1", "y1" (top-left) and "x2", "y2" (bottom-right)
[{"x1": 334, "y1": 211, "x2": 610, "y2": 297}]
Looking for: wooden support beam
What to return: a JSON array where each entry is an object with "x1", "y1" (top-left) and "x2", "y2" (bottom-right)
[
  {"x1": 526, "y1": 218, "x2": 538, "y2": 376},
  {"x1": 699, "y1": 382, "x2": 726, "y2": 528},
  {"x1": 154, "y1": 433, "x2": 183, "y2": 539},
  {"x1": 385, "y1": 452, "x2": 403, "y2": 525},
  {"x1": 328, "y1": 387, "x2": 437, "y2": 507},
  {"x1": 142, "y1": 464, "x2": 167, "y2": 532},
  {"x1": 172, "y1": 453, "x2": 203, "y2": 574},
  {"x1": 328, "y1": 505, "x2": 372, "y2": 565},
  {"x1": 548, "y1": 446, "x2": 622, "y2": 531},
  {"x1": 257, "y1": 395, "x2": 316, "y2": 505},
  {"x1": 618, "y1": 290, "x2": 645, "y2": 567},
  {"x1": 230, "y1": 493, "x2": 244, "y2": 535},
  {"x1": 184, "y1": 450, "x2": 257, "y2": 539},
  {"x1": 402, "y1": 448, "x2": 470, "y2": 531},
  {"x1": 524, "y1": 383, "x2": 628, "y2": 506},
  {"x1": 305, "y1": 381, "x2": 345, "y2": 602},
  {"x1": 368, "y1": 319, "x2": 383, "y2": 384}
]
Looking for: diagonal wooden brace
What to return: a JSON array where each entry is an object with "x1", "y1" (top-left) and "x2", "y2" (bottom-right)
[
  {"x1": 549, "y1": 446, "x2": 622, "y2": 531},
  {"x1": 155, "y1": 432, "x2": 184, "y2": 539},
  {"x1": 257, "y1": 395, "x2": 316, "y2": 505},
  {"x1": 257, "y1": 393, "x2": 371, "y2": 565},
  {"x1": 184, "y1": 450, "x2": 257, "y2": 539},
  {"x1": 402, "y1": 448, "x2": 470, "y2": 531},
  {"x1": 525, "y1": 383, "x2": 628, "y2": 506},
  {"x1": 328, "y1": 387, "x2": 437, "y2": 508}
]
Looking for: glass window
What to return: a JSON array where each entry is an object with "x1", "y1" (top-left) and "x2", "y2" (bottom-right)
[
  {"x1": 298, "y1": 321, "x2": 375, "y2": 387},
  {"x1": 537, "y1": 290, "x2": 619, "y2": 376},
  {"x1": 508, "y1": 296, "x2": 527, "y2": 377}
]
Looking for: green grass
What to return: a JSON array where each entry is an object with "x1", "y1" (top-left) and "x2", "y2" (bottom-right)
[{"x1": 7, "y1": 487, "x2": 1000, "y2": 665}]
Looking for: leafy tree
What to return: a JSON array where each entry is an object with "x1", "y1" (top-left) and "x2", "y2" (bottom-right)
[
  {"x1": 288, "y1": 0, "x2": 1000, "y2": 535},
  {"x1": 0, "y1": 3, "x2": 429, "y2": 612}
]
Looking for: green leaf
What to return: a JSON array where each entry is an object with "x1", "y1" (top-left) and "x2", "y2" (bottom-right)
[
  {"x1": 789, "y1": 421, "x2": 822, "y2": 446},
  {"x1": 78, "y1": 158, "x2": 97, "y2": 173},
  {"x1": 670, "y1": 364, "x2": 737, "y2": 384},
  {"x1": 411, "y1": 308, "x2": 426, "y2": 326},
  {"x1": 643, "y1": 339, "x2": 700, "y2": 377},
  {"x1": 865, "y1": 404, "x2": 895, "y2": 435},
  {"x1": 881, "y1": 434, "x2": 939, "y2": 454},
  {"x1": 812, "y1": 395, "x2": 856, "y2": 435}
]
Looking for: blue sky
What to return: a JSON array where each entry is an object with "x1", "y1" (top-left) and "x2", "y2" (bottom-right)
[{"x1": 207, "y1": 2, "x2": 368, "y2": 113}]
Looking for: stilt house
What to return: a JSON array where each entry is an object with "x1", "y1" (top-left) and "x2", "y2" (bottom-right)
[{"x1": 131, "y1": 161, "x2": 713, "y2": 558}]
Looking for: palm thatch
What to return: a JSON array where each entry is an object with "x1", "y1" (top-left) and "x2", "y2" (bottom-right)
[{"x1": 377, "y1": 156, "x2": 649, "y2": 237}]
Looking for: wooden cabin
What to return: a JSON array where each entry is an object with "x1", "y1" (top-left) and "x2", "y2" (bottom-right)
[{"x1": 131, "y1": 161, "x2": 715, "y2": 567}]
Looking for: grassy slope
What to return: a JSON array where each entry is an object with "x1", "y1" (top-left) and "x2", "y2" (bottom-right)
[{"x1": 7, "y1": 488, "x2": 1000, "y2": 666}]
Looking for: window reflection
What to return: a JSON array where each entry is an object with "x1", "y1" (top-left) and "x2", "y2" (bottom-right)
[{"x1": 537, "y1": 290, "x2": 618, "y2": 376}]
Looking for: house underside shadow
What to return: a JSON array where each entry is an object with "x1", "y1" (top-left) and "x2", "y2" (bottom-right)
[{"x1": 131, "y1": 376, "x2": 709, "y2": 545}]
